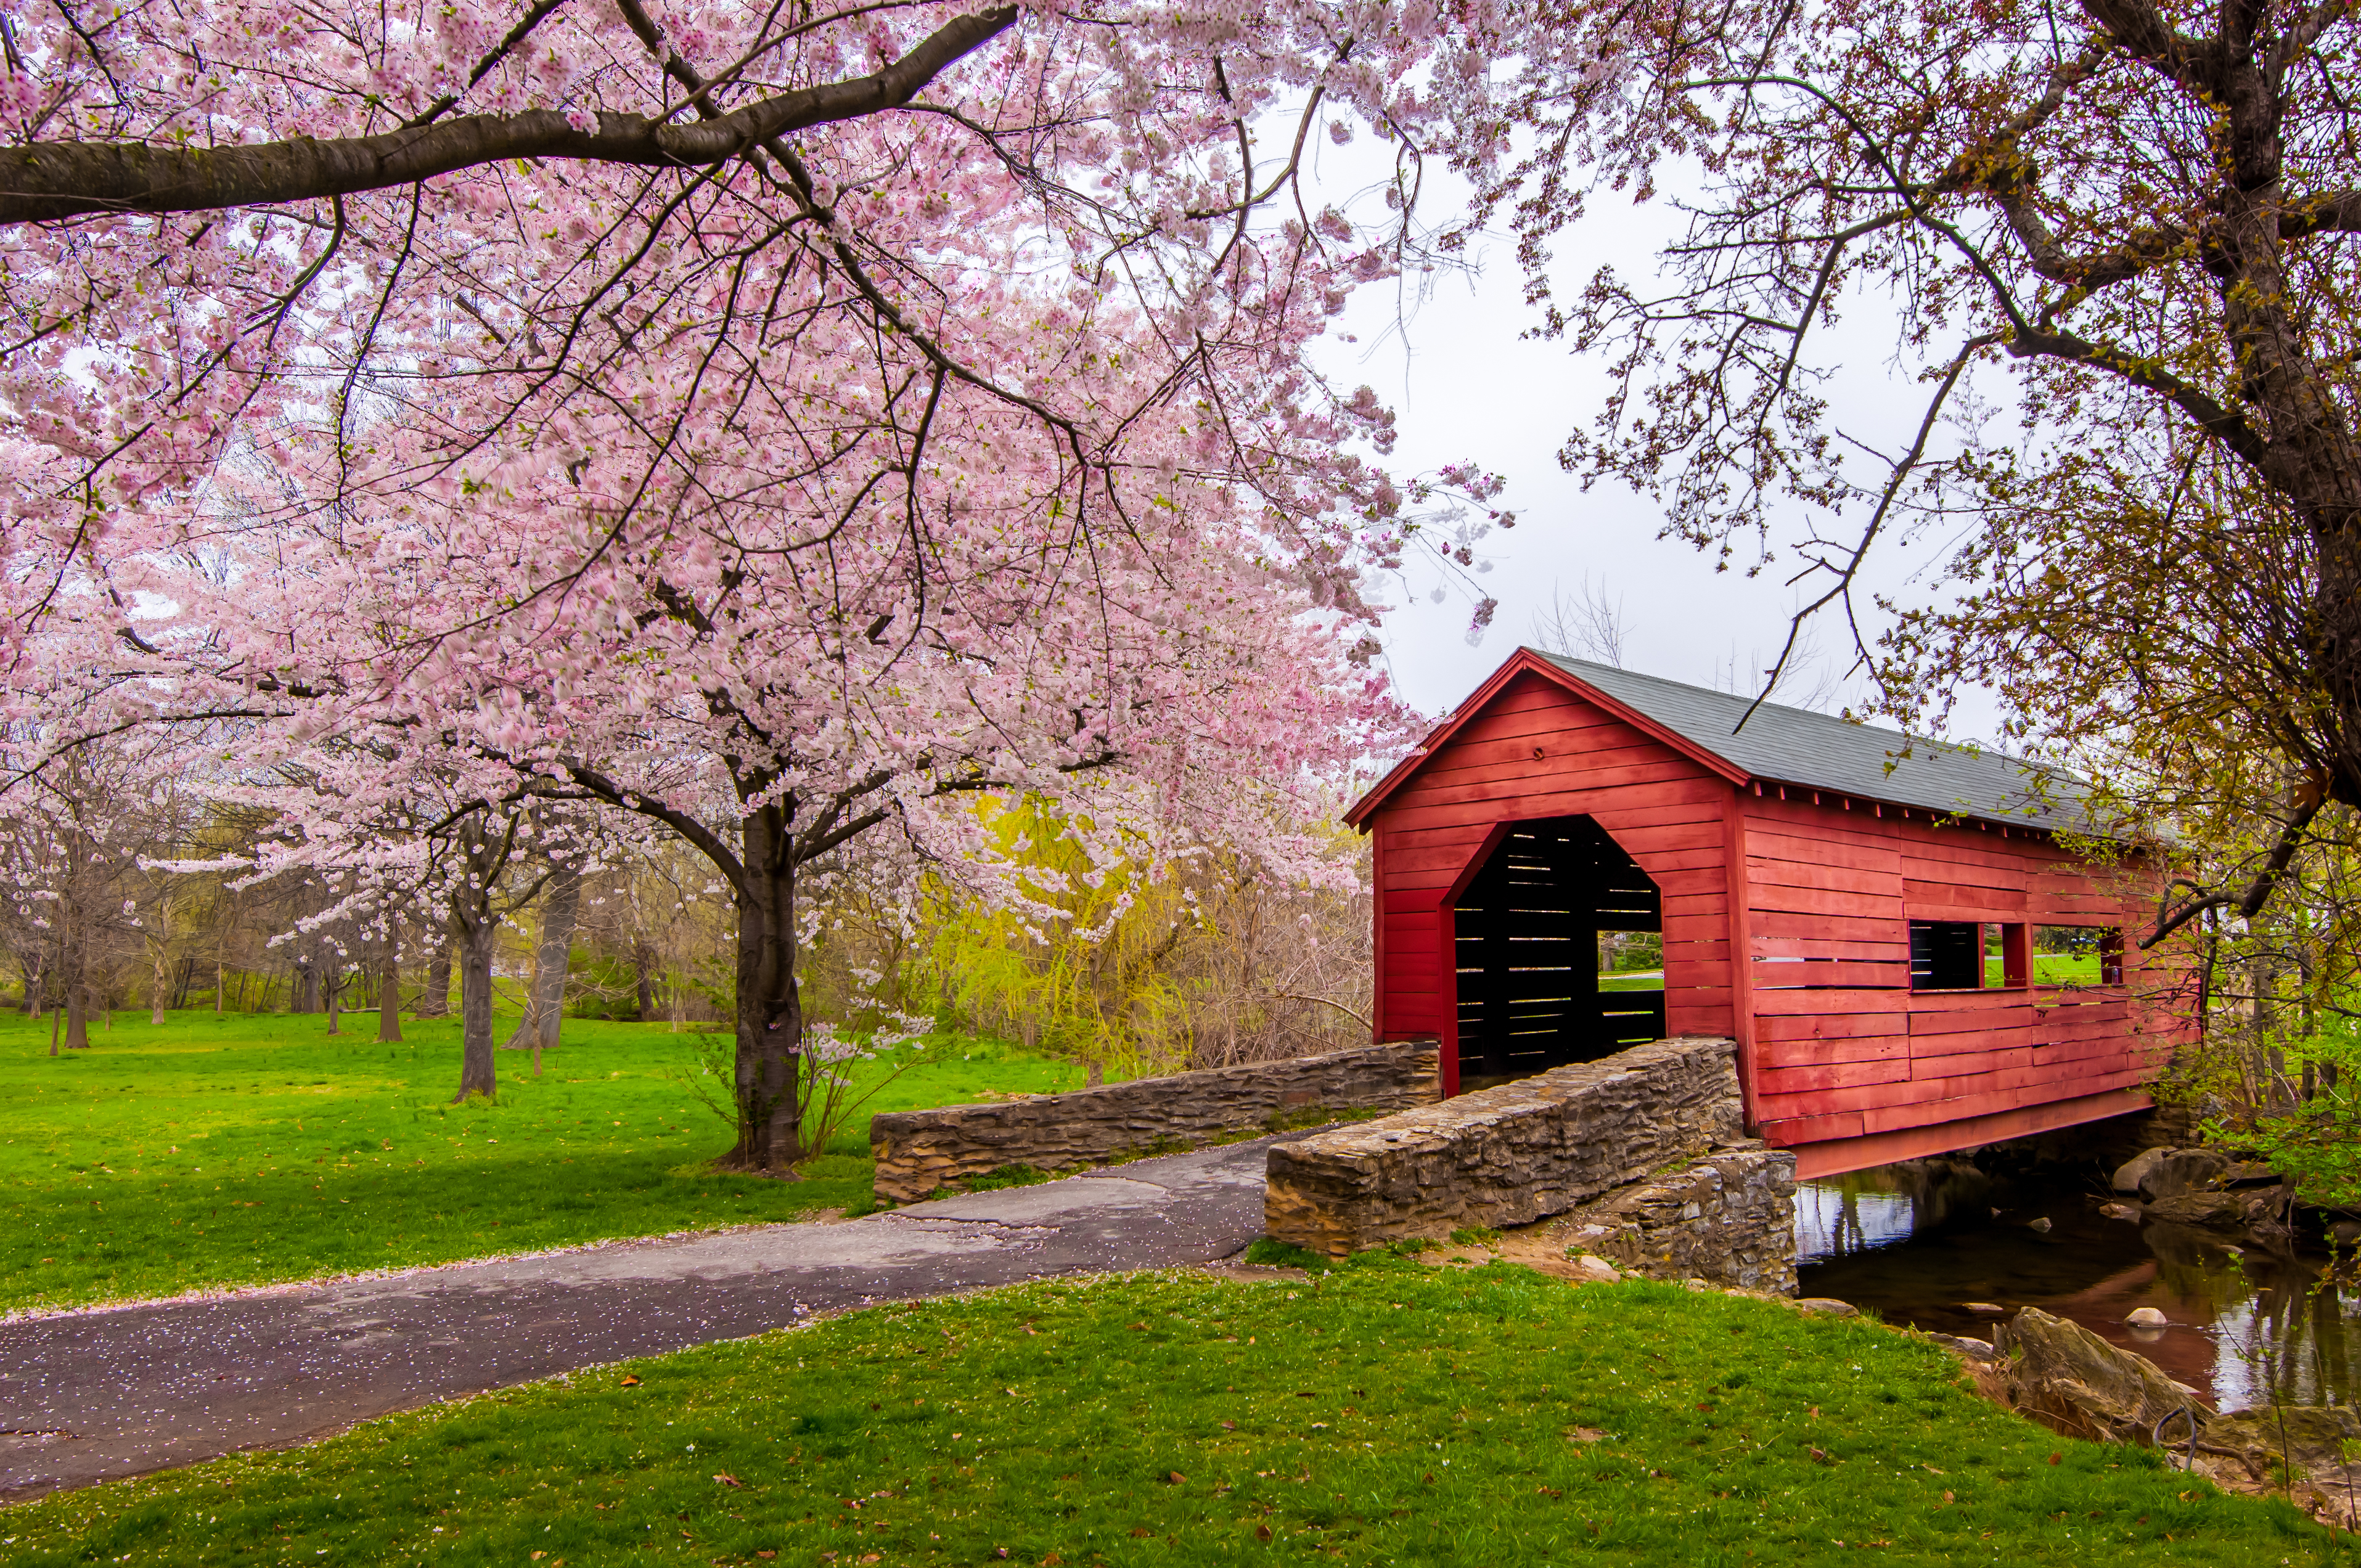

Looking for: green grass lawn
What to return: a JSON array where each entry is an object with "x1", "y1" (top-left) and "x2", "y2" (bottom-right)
[
  {"x1": 1979, "y1": 955, "x2": 2106, "y2": 986},
  {"x1": 0, "y1": 1264, "x2": 2333, "y2": 1566},
  {"x1": 0, "y1": 1009, "x2": 1086, "y2": 1315}
]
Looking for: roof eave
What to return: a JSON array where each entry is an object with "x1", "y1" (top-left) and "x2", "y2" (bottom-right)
[{"x1": 1344, "y1": 649, "x2": 1751, "y2": 828}]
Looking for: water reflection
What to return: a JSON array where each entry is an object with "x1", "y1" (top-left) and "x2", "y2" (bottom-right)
[{"x1": 1796, "y1": 1161, "x2": 2361, "y2": 1412}]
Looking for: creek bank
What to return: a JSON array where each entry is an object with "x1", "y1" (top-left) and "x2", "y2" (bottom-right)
[
  {"x1": 2105, "y1": 1142, "x2": 2301, "y2": 1246},
  {"x1": 1796, "y1": 1112, "x2": 2361, "y2": 1408},
  {"x1": 1963, "y1": 1304, "x2": 2361, "y2": 1524}
]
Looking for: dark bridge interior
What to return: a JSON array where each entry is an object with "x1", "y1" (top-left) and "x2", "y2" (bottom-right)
[{"x1": 1452, "y1": 815, "x2": 1666, "y2": 1090}]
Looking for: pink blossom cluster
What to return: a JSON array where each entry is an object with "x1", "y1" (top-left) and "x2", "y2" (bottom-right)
[{"x1": 0, "y1": 1, "x2": 1540, "y2": 989}]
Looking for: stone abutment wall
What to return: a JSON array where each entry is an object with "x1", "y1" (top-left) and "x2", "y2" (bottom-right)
[{"x1": 1262, "y1": 1036, "x2": 1797, "y2": 1290}]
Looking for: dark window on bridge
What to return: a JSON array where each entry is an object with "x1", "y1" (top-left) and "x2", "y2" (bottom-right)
[
  {"x1": 1912, "y1": 920, "x2": 2039, "y2": 989},
  {"x1": 1910, "y1": 920, "x2": 1983, "y2": 990}
]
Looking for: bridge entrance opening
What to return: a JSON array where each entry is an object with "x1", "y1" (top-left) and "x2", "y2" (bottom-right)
[{"x1": 1452, "y1": 815, "x2": 1666, "y2": 1093}]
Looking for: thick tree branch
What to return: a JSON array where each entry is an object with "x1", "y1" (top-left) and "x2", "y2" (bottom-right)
[
  {"x1": 2142, "y1": 778, "x2": 2329, "y2": 947},
  {"x1": 2008, "y1": 321, "x2": 2273, "y2": 467},
  {"x1": 2280, "y1": 188, "x2": 2361, "y2": 239},
  {"x1": 550, "y1": 758, "x2": 750, "y2": 893},
  {"x1": 0, "y1": 7, "x2": 1015, "y2": 223}
]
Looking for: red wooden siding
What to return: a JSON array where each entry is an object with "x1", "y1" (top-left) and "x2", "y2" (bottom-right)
[
  {"x1": 1369, "y1": 671, "x2": 1740, "y2": 1080},
  {"x1": 1359, "y1": 650, "x2": 2176, "y2": 1175},
  {"x1": 1733, "y1": 790, "x2": 2172, "y2": 1162}
]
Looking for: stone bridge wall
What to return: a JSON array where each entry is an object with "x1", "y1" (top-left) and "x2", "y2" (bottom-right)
[
  {"x1": 1558, "y1": 1147, "x2": 1798, "y2": 1294},
  {"x1": 1262, "y1": 1035, "x2": 1797, "y2": 1289},
  {"x1": 869, "y1": 1041, "x2": 1441, "y2": 1204}
]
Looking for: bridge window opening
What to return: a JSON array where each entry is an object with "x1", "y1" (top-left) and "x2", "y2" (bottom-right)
[
  {"x1": 1911, "y1": 920, "x2": 1989, "y2": 990},
  {"x1": 1925, "y1": 923, "x2": 2131, "y2": 988},
  {"x1": 2034, "y1": 925, "x2": 2126, "y2": 986},
  {"x1": 1454, "y1": 815, "x2": 1663, "y2": 1093}
]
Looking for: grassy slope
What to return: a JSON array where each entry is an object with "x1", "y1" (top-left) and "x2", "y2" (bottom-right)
[
  {"x1": 1, "y1": 1010, "x2": 1084, "y2": 1315},
  {"x1": 0, "y1": 1265, "x2": 2334, "y2": 1566}
]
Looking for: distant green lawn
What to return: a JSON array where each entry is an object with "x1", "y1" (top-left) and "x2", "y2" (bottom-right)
[
  {"x1": 0, "y1": 1010, "x2": 1086, "y2": 1315},
  {"x1": 0, "y1": 1264, "x2": 2333, "y2": 1566},
  {"x1": 1979, "y1": 955, "x2": 2106, "y2": 986}
]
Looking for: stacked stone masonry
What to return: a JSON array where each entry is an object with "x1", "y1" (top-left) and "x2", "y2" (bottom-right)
[
  {"x1": 1262, "y1": 1035, "x2": 1798, "y2": 1290},
  {"x1": 869, "y1": 1041, "x2": 1441, "y2": 1204},
  {"x1": 1558, "y1": 1146, "x2": 1799, "y2": 1294}
]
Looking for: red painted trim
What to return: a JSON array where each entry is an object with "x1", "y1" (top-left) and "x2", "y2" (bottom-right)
[
  {"x1": 1786, "y1": 1087, "x2": 2154, "y2": 1178},
  {"x1": 1722, "y1": 788, "x2": 1760, "y2": 1132},
  {"x1": 1370, "y1": 827, "x2": 1389, "y2": 1043},
  {"x1": 1344, "y1": 648, "x2": 1749, "y2": 827},
  {"x1": 1438, "y1": 899, "x2": 1461, "y2": 1097},
  {"x1": 1440, "y1": 819, "x2": 1521, "y2": 909}
]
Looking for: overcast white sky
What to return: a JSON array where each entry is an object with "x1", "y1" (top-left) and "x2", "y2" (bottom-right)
[{"x1": 1302, "y1": 140, "x2": 2012, "y2": 745}]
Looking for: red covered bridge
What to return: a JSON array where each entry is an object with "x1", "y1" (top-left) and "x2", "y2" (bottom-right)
[{"x1": 1348, "y1": 648, "x2": 2176, "y2": 1178}]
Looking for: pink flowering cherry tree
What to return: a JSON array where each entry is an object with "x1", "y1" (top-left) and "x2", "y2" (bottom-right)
[{"x1": 0, "y1": 1, "x2": 1524, "y2": 1164}]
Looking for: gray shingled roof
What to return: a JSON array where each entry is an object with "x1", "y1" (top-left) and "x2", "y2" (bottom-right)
[{"x1": 1532, "y1": 650, "x2": 2090, "y2": 831}]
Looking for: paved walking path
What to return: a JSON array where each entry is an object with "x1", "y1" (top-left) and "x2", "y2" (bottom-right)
[{"x1": 0, "y1": 1135, "x2": 1297, "y2": 1503}]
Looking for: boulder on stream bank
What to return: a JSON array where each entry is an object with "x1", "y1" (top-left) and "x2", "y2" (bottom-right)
[
  {"x1": 2111, "y1": 1146, "x2": 2231, "y2": 1199},
  {"x1": 1983, "y1": 1305, "x2": 2359, "y2": 1522},
  {"x1": 1993, "y1": 1307, "x2": 2193, "y2": 1444},
  {"x1": 2106, "y1": 1145, "x2": 2301, "y2": 1247}
]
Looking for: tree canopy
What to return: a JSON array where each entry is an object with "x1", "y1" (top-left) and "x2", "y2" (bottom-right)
[{"x1": 1454, "y1": 0, "x2": 2361, "y2": 939}]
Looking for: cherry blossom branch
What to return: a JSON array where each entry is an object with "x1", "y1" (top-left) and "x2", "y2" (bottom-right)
[{"x1": 0, "y1": 7, "x2": 1016, "y2": 221}]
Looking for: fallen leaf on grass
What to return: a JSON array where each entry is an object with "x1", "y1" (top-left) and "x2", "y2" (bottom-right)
[
  {"x1": 620, "y1": 1375, "x2": 640, "y2": 1387},
  {"x1": 1923, "y1": 1464, "x2": 1944, "y2": 1475},
  {"x1": 712, "y1": 1474, "x2": 741, "y2": 1488},
  {"x1": 1566, "y1": 1427, "x2": 1607, "y2": 1443},
  {"x1": 2048, "y1": 1453, "x2": 2062, "y2": 1466},
  {"x1": 1256, "y1": 1525, "x2": 1273, "y2": 1543},
  {"x1": 1220, "y1": 1421, "x2": 1237, "y2": 1431},
  {"x1": 1129, "y1": 1529, "x2": 1155, "y2": 1538}
]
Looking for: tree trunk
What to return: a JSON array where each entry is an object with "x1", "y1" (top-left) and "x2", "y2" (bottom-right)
[
  {"x1": 294, "y1": 956, "x2": 321, "y2": 1014},
  {"x1": 501, "y1": 858, "x2": 581, "y2": 1068},
  {"x1": 453, "y1": 913, "x2": 499, "y2": 1101},
  {"x1": 633, "y1": 939, "x2": 657, "y2": 1023},
  {"x1": 21, "y1": 956, "x2": 40, "y2": 1018},
  {"x1": 414, "y1": 941, "x2": 452, "y2": 1018},
  {"x1": 149, "y1": 921, "x2": 170, "y2": 1029},
  {"x1": 727, "y1": 801, "x2": 803, "y2": 1173},
  {"x1": 61, "y1": 931, "x2": 88, "y2": 1050},
  {"x1": 377, "y1": 925, "x2": 404, "y2": 1043},
  {"x1": 325, "y1": 971, "x2": 342, "y2": 1035},
  {"x1": 215, "y1": 960, "x2": 224, "y2": 1015}
]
